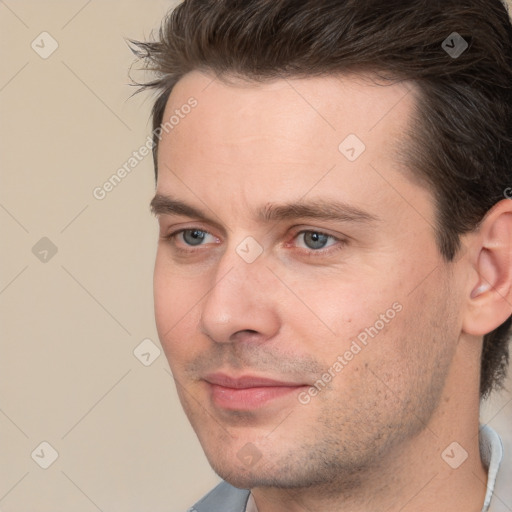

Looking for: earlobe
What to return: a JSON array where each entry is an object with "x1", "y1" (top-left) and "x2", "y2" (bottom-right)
[{"x1": 462, "y1": 200, "x2": 512, "y2": 337}]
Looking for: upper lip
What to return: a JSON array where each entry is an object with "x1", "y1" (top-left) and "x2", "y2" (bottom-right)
[{"x1": 204, "y1": 373, "x2": 306, "y2": 389}]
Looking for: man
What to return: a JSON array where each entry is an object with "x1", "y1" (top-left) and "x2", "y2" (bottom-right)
[{"x1": 133, "y1": 0, "x2": 512, "y2": 510}]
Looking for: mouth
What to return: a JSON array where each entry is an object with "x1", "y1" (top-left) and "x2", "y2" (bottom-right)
[{"x1": 203, "y1": 373, "x2": 309, "y2": 410}]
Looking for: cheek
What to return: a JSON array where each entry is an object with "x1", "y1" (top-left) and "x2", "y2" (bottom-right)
[
  {"x1": 283, "y1": 271, "x2": 403, "y2": 348},
  {"x1": 279, "y1": 253, "x2": 437, "y2": 374},
  {"x1": 153, "y1": 254, "x2": 202, "y2": 360}
]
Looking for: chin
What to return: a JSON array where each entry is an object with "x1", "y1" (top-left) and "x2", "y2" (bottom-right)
[{"x1": 207, "y1": 459, "x2": 263, "y2": 489}]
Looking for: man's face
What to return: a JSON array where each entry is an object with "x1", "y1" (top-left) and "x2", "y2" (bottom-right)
[{"x1": 152, "y1": 71, "x2": 465, "y2": 489}]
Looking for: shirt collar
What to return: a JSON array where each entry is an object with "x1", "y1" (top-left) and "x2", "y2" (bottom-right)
[{"x1": 479, "y1": 424, "x2": 504, "y2": 512}]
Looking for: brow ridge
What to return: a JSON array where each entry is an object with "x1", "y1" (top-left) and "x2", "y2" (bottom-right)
[{"x1": 150, "y1": 194, "x2": 378, "y2": 226}]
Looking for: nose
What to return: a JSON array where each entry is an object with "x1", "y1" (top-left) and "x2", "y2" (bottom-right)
[{"x1": 199, "y1": 247, "x2": 281, "y2": 345}]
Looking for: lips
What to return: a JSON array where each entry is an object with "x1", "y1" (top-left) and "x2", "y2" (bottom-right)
[
  {"x1": 203, "y1": 373, "x2": 308, "y2": 410},
  {"x1": 204, "y1": 373, "x2": 304, "y2": 389}
]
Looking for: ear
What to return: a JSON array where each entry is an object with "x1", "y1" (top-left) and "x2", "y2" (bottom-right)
[{"x1": 462, "y1": 199, "x2": 512, "y2": 336}]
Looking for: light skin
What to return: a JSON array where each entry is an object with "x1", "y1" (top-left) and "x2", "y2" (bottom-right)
[{"x1": 151, "y1": 70, "x2": 512, "y2": 511}]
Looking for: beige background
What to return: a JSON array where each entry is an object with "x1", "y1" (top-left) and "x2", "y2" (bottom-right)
[{"x1": 0, "y1": 1, "x2": 511, "y2": 511}]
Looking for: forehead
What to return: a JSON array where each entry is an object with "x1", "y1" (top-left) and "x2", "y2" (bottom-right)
[
  {"x1": 155, "y1": 70, "x2": 429, "y2": 226},
  {"x1": 164, "y1": 69, "x2": 416, "y2": 132},
  {"x1": 159, "y1": 70, "x2": 416, "y2": 171}
]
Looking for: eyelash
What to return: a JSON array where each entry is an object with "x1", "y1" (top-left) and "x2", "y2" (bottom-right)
[{"x1": 161, "y1": 228, "x2": 347, "y2": 257}]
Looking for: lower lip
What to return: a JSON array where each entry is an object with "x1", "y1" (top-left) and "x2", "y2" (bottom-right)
[{"x1": 208, "y1": 383, "x2": 305, "y2": 410}]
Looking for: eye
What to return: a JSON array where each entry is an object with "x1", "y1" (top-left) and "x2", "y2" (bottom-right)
[
  {"x1": 176, "y1": 229, "x2": 216, "y2": 246},
  {"x1": 295, "y1": 231, "x2": 338, "y2": 250}
]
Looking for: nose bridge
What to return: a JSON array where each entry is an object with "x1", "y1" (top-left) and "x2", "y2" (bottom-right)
[{"x1": 199, "y1": 242, "x2": 279, "y2": 343}]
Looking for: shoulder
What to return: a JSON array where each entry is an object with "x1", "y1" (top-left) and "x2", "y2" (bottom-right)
[{"x1": 188, "y1": 481, "x2": 251, "y2": 512}]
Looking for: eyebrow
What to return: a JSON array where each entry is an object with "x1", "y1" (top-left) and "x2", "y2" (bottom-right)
[{"x1": 150, "y1": 194, "x2": 379, "y2": 226}]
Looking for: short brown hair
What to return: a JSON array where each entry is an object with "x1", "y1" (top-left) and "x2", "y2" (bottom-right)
[{"x1": 131, "y1": 0, "x2": 512, "y2": 398}]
